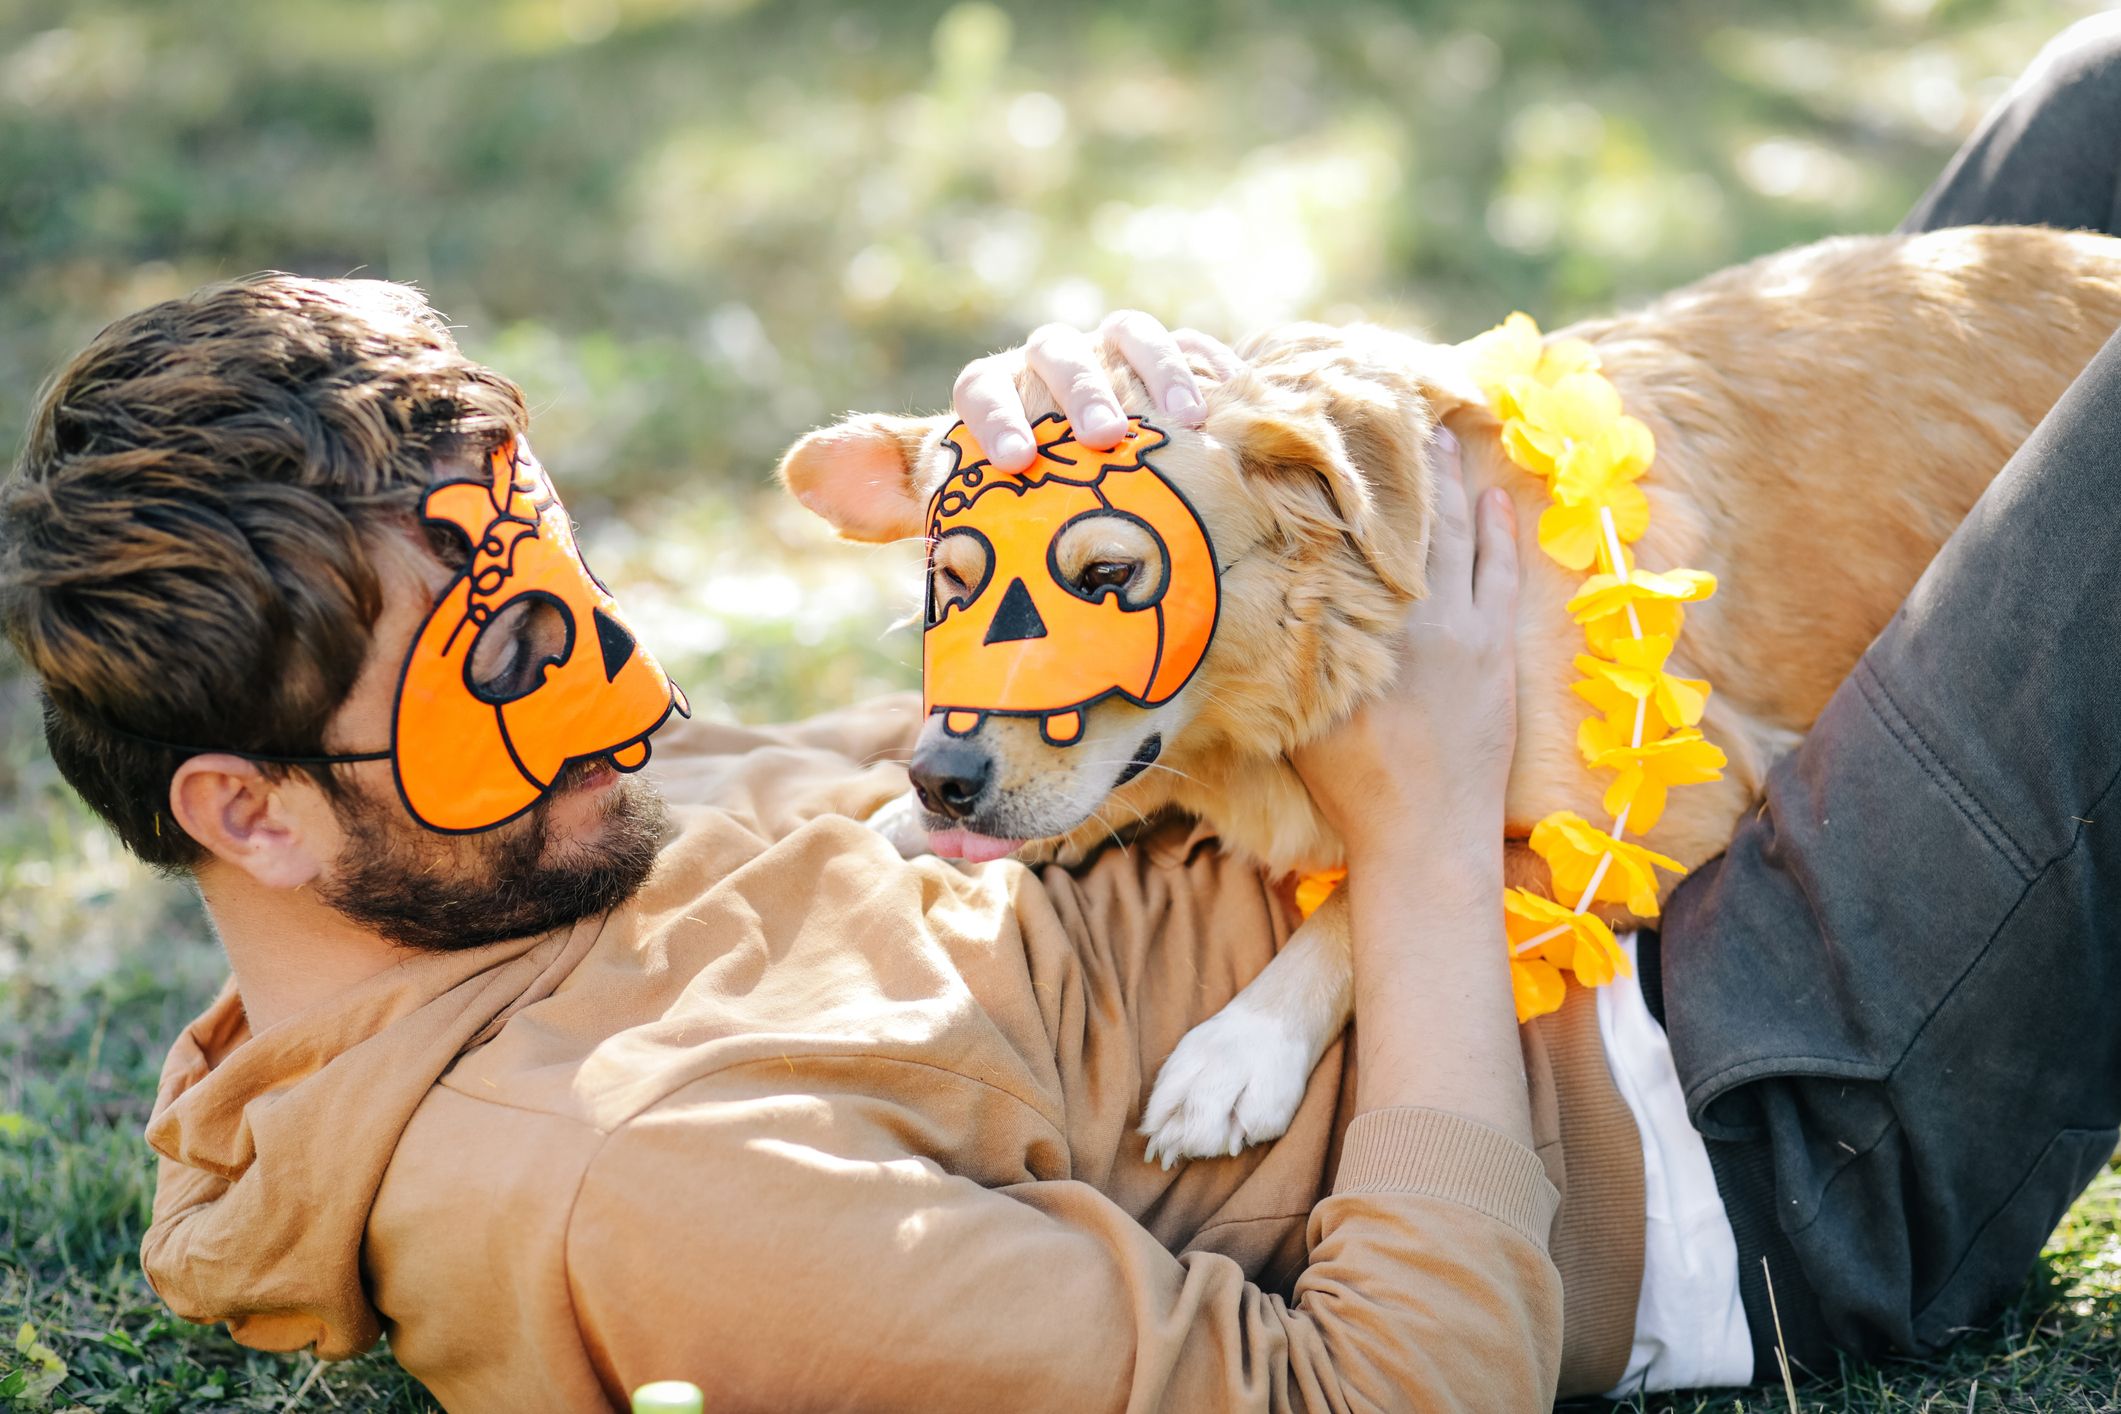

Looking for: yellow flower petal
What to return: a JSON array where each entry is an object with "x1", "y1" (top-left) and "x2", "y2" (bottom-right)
[
  {"x1": 1539, "y1": 490, "x2": 1649, "y2": 572},
  {"x1": 1511, "y1": 954, "x2": 1568, "y2": 1023},
  {"x1": 1535, "y1": 337, "x2": 1600, "y2": 384},
  {"x1": 1294, "y1": 867, "x2": 1346, "y2": 918},
  {"x1": 1528, "y1": 811, "x2": 1684, "y2": 917},
  {"x1": 1604, "y1": 766, "x2": 1659, "y2": 831},
  {"x1": 1537, "y1": 502, "x2": 1605, "y2": 570},
  {"x1": 1537, "y1": 371, "x2": 1625, "y2": 442},
  {"x1": 1585, "y1": 729, "x2": 1726, "y2": 832},
  {"x1": 1503, "y1": 886, "x2": 1578, "y2": 939},
  {"x1": 1566, "y1": 567, "x2": 1717, "y2": 623},
  {"x1": 1501, "y1": 416, "x2": 1559, "y2": 478},
  {"x1": 1559, "y1": 922, "x2": 1629, "y2": 987},
  {"x1": 1573, "y1": 635, "x2": 1710, "y2": 732},
  {"x1": 1503, "y1": 887, "x2": 1632, "y2": 988},
  {"x1": 1462, "y1": 312, "x2": 1545, "y2": 402},
  {"x1": 1584, "y1": 599, "x2": 1684, "y2": 656},
  {"x1": 1553, "y1": 423, "x2": 1650, "y2": 502},
  {"x1": 1571, "y1": 672, "x2": 1650, "y2": 739},
  {"x1": 1577, "y1": 713, "x2": 1621, "y2": 761},
  {"x1": 1569, "y1": 566, "x2": 1714, "y2": 657}
]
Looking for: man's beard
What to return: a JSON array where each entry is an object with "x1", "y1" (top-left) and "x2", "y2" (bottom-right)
[{"x1": 313, "y1": 757, "x2": 669, "y2": 952}]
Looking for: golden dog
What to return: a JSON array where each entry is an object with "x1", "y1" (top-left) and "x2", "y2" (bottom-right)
[{"x1": 779, "y1": 226, "x2": 2121, "y2": 1163}]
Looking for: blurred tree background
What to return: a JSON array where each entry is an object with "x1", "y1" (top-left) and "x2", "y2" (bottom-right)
[{"x1": 5, "y1": 1, "x2": 2120, "y2": 1408}]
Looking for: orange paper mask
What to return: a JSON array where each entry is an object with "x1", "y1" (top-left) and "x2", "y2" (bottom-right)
[
  {"x1": 391, "y1": 437, "x2": 689, "y2": 832},
  {"x1": 923, "y1": 415, "x2": 1218, "y2": 746}
]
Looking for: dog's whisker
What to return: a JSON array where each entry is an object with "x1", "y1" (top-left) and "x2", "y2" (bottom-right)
[
  {"x1": 1129, "y1": 762, "x2": 1202, "y2": 786},
  {"x1": 1058, "y1": 756, "x2": 1205, "y2": 790},
  {"x1": 1103, "y1": 794, "x2": 1153, "y2": 830},
  {"x1": 1089, "y1": 807, "x2": 1133, "y2": 859}
]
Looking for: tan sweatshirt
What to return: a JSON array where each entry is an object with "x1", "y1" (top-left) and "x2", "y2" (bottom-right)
[{"x1": 141, "y1": 695, "x2": 1644, "y2": 1413}]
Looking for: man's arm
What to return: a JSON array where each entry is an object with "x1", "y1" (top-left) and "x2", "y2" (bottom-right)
[
  {"x1": 1297, "y1": 431, "x2": 1533, "y2": 1147},
  {"x1": 564, "y1": 1085, "x2": 1559, "y2": 1413}
]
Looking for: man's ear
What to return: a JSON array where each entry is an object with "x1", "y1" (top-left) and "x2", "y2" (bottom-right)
[
  {"x1": 776, "y1": 412, "x2": 949, "y2": 544},
  {"x1": 170, "y1": 755, "x2": 331, "y2": 890}
]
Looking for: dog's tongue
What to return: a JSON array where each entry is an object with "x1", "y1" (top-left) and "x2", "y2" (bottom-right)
[{"x1": 926, "y1": 828, "x2": 1022, "y2": 863}]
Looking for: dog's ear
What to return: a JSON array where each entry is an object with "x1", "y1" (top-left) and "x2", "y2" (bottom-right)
[
  {"x1": 776, "y1": 412, "x2": 947, "y2": 543},
  {"x1": 1215, "y1": 393, "x2": 1429, "y2": 601},
  {"x1": 1214, "y1": 324, "x2": 1499, "y2": 601}
]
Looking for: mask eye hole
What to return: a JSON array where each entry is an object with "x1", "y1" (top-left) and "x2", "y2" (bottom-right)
[
  {"x1": 927, "y1": 527, "x2": 994, "y2": 626},
  {"x1": 466, "y1": 592, "x2": 576, "y2": 704},
  {"x1": 423, "y1": 518, "x2": 474, "y2": 569},
  {"x1": 1049, "y1": 511, "x2": 1168, "y2": 609}
]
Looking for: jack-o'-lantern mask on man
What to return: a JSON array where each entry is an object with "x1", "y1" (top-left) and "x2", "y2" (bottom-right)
[
  {"x1": 121, "y1": 436, "x2": 689, "y2": 833},
  {"x1": 923, "y1": 414, "x2": 1219, "y2": 747},
  {"x1": 388, "y1": 437, "x2": 690, "y2": 831}
]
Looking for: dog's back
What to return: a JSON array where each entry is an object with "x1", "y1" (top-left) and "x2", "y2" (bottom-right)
[{"x1": 1483, "y1": 226, "x2": 2121, "y2": 875}]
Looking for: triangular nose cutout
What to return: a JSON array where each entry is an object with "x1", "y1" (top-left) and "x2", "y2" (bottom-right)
[
  {"x1": 984, "y1": 578, "x2": 1048, "y2": 645},
  {"x1": 593, "y1": 606, "x2": 636, "y2": 681}
]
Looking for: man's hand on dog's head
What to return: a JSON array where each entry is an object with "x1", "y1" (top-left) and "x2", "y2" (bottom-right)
[{"x1": 951, "y1": 311, "x2": 1242, "y2": 473}]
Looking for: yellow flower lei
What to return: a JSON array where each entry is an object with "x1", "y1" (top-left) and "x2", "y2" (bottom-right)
[
  {"x1": 1295, "y1": 314, "x2": 1729, "y2": 1024},
  {"x1": 1468, "y1": 312, "x2": 1727, "y2": 1021}
]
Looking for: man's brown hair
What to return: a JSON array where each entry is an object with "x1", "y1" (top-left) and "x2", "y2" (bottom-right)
[{"x1": 0, "y1": 274, "x2": 528, "y2": 869}]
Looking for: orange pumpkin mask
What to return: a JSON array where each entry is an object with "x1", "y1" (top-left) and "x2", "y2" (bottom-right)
[
  {"x1": 117, "y1": 436, "x2": 690, "y2": 833},
  {"x1": 923, "y1": 414, "x2": 1219, "y2": 747},
  {"x1": 384, "y1": 436, "x2": 690, "y2": 831}
]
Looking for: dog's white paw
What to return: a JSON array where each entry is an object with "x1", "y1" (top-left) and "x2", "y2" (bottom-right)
[
  {"x1": 1139, "y1": 1005, "x2": 1313, "y2": 1168},
  {"x1": 866, "y1": 791, "x2": 931, "y2": 859}
]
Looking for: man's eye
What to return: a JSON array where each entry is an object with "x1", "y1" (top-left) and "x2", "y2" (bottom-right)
[
  {"x1": 467, "y1": 595, "x2": 574, "y2": 704},
  {"x1": 1076, "y1": 561, "x2": 1135, "y2": 593},
  {"x1": 490, "y1": 633, "x2": 526, "y2": 689}
]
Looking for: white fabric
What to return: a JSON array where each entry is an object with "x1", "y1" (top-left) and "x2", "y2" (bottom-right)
[{"x1": 1596, "y1": 932, "x2": 1754, "y2": 1394}]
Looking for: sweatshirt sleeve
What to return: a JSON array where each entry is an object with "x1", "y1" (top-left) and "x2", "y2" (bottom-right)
[{"x1": 564, "y1": 1088, "x2": 1561, "y2": 1413}]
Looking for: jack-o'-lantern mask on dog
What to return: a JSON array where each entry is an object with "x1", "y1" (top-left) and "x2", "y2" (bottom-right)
[
  {"x1": 923, "y1": 414, "x2": 1219, "y2": 747},
  {"x1": 388, "y1": 437, "x2": 690, "y2": 831}
]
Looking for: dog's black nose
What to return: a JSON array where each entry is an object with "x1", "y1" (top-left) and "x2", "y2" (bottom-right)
[{"x1": 909, "y1": 744, "x2": 992, "y2": 821}]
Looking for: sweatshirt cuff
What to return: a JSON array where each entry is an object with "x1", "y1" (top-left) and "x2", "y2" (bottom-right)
[{"x1": 1331, "y1": 1107, "x2": 1561, "y2": 1249}]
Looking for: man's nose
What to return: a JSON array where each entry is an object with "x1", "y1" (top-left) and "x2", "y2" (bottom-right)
[{"x1": 908, "y1": 743, "x2": 993, "y2": 820}]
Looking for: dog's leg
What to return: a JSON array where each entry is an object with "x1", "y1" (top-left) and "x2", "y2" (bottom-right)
[
  {"x1": 1139, "y1": 888, "x2": 1354, "y2": 1167},
  {"x1": 866, "y1": 790, "x2": 932, "y2": 858}
]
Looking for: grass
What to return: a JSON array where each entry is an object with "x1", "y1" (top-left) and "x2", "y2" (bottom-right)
[{"x1": 0, "y1": 948, "x2": 437, "y2": 1411}]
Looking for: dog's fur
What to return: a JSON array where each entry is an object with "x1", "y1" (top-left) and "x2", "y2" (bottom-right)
[{"x1": 780, "y1": 226, "x2": 2121, "y2": 1162}]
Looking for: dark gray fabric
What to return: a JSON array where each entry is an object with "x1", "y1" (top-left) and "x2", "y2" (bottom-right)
[
  {"x1": 1900, "y1": 13, "x2": 2121, "y2": 236},
  {"x1": 1656, "y1": 17, "x2": 2121, "y2": 1377},
  {"x1": 1663, "y1": 320, "x2": 2121, "y2": 1368}
]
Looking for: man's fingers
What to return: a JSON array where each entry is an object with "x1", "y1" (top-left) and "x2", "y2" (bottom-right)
[
  {"x1": 1099, "y1": 311, "x2": 1204, "y2": 426},
  {"x1": 1473, "y1": 488, "x2": 1520, "y2": 614},
  {"x1": 1426, "y1": 427, "x2": 1474, "y2": 593},
  {"x1": 952, "y1": 353, "x2": 1036, "y2": 472},
  {"x1": 1174, "y1": 328, "x2": 1244, "y2": 380},
  {"x1": 956, "y1": 315, "x2": 1235, "y2": 474},
  {"x1": 1026, "y1": 323, "x2": 1129, "y2": 450}
]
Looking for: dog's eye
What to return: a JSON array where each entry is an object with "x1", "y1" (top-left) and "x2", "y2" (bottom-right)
[
  {"x1": 926, "y1": 527, "x2": 993, "y2": 625},
  {"x1": 1076, "y1": 561, "x2": 1134, "y2": 593},
  {"x1": 1051, "y1": 511, "x2": 1167, "y2": 609}
]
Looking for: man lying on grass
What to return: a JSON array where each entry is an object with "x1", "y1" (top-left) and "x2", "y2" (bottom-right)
[{"x1": 6, "y1": 19, "x2": 2121, "y2": 1411}]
